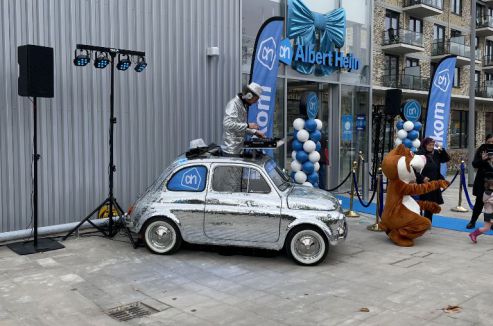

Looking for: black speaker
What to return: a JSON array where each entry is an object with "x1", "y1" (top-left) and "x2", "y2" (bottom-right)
[
  {"x1": 18, "y1": 45, "x2": 54, "y2": 98},
  {"x1": 384, "y1": 88, "x2": 402, "y2": 116}
]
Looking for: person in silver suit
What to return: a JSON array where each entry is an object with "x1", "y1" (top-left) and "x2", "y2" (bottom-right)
[{"x1": 222, "y1": 82, "x2": 265, "y2": 156}]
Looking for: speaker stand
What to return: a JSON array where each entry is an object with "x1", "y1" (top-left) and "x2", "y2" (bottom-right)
[{"x1": 7, "y1": 97, "x2": 64, "y2": 255}]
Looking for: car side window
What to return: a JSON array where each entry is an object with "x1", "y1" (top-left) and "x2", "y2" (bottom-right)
[
  {"x1": 167, "y1": 166, "x2": 207, "y2": 192},
  {"x1": 212, "y1": 166, "x2": 270, "y2": 194}
]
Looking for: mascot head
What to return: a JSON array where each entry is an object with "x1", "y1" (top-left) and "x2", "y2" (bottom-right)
[{"x1": 382, "y1": 145, "x2": 426, "y2": 184}]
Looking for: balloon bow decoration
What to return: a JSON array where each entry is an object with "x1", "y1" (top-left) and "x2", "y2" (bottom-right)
[
  {"x1": 290, "y1": 92, "x2": 323, "y2": 187},
  {"x1": 394, "y1": 119, "x2": 422, "y2": 152}
]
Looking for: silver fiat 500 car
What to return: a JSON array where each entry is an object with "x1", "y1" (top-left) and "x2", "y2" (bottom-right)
[{"x1": 125, "y1": 154, "x2": 347, "y2": 266}]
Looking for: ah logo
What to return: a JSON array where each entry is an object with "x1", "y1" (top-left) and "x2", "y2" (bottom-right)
[
  {"x1": 180, "y1": 168, "x2": 202, "y2": 191},
  {"x1": 306, "y1": 92, "x2": 319, "y2": 119},
  {"x1": 257, "y1": 37, "x2": 277, "y2": 70},
  {"x1": 402, "y1": 100, "x2": 421, "y2": 122},
  {"x1": 278, "y1": 38, "x2": 293, "y2": 65},
  {"x1": 434, "y1": 69, "x2": 451, "y2": 93}
]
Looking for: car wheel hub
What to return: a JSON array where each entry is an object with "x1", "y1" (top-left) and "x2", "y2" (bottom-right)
[
  {"x1": 149, "y1": 224, "x2": 175, "y2": 250},
  {"x1": 295, "y1": 234, "x2": 320, "y2": 257}
]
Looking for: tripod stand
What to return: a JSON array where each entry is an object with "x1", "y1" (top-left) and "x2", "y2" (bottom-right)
[{"x1": 63, "y1": 46, "x2": 142, "y2": 248}]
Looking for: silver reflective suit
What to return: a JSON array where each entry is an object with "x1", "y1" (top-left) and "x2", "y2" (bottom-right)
[{"x1": 222, "y1": 95, "x2": 256, "y2": 155}]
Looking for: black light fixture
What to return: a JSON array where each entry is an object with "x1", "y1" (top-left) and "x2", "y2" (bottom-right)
[
  {"x1": 73, "y1": 49, "x2": 90, "y2": 66},
  {"x1": 94, "y1": 52, "x2": 110, "y2": 69},
  {"x1": 134, "y1": 56, "x2": 147, "y2": 72},
  {"x1": 116, "y1": 54, "x2": 131, "y2": 71}
]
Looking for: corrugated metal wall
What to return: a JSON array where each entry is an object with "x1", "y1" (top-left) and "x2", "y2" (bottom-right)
[{"x1": 0, "y1": 0, "x2": 241, "y2": 233}]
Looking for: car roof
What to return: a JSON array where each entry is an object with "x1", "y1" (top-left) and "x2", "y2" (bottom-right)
[{"x1": 171, "y1": 153, "x2": 271, "y2": 168}]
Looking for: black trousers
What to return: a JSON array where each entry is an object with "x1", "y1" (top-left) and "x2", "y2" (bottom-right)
[
  {"x1": 470, "y1": 192, "x2": 484, "y2": 224},
  {"x1": 423, "y1": 210, "x2": 433, "y2": 222}
]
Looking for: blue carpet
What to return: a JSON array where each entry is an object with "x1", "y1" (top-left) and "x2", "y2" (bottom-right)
[{"x1": 336, "y1": 195, "x2": 493, "y2": 235}]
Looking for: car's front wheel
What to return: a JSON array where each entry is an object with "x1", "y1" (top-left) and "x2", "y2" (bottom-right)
[
  {"x1": 143, "y1": 218, "x2": 182, "y2": 255},
  {"x1": 286, "y1": 226, "x2": 328, "y2": 266}
]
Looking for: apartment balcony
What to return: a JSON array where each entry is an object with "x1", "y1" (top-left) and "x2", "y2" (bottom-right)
[
  {"x1": 475, "y1": 81, "x2": 493, "y2": 98},
  {"x1": 476, "y1": 15, "x2": 493, "y2": 37},
  {"x1": 381, "y1": 74, "x2": 430, "y2": 91},
  {"x1": 381, "y1": 29, "x2": 424, "y2": 55},
  {"x1": 402, "y1": 0, "x2": 443, "y2": 18},
  {"x1": 431, "y1": 40, "x2": 479, "y2": 67},
  {"x1": 483, "y1": 55, "x2": 493, "y2": 72}
]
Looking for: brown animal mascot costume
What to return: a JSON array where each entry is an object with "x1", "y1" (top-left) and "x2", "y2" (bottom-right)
[{"x1": 379, "y1": 145, "x2": 449, "y2": 246}]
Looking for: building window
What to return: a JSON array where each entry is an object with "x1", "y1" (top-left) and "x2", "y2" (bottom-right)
[
  {"x1": 409, "y1": 17, "x2": 422, "y2": 33},
  {"x1": 452, "y1": 0, "x2": 462, "y2": 16},
  {"x1": 433, "y1": 24, "x2": 445, "y2": 41},
  {"x1": 405, "y1": 58, "x2": 419, "y2": 67},
  {"x1": 431, "y1": 62, "x2": 437, "y2": 77},
  {"x1": 453, "y1": 67, "x2": 460, "y2": 88},
  {"x1": 486, "y1": 40, "x2": 493, "y2": 57},
  {"x1": 385, "y1": 10, "x2": 399, "y2": 30},
  {"x1": 486, "y1": 112, "x2": 493, "y2": 136},
  {"x1": 486, "y1": 73, "x2": 493, "y2": 81},
  {"x1": 450, "y1": 110, "x2": 468, "y2": 149},
  {"x1": 384, "y1": 55, "x2": 399, "y2": 78}
]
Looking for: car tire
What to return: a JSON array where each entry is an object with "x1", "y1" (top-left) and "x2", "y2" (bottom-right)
[
  {"x1": 286, "y1": 226, "x2": 328, "y2": 266},
  {"x1": 142, "y1": 217, "x2": 182, "y2": 255}
]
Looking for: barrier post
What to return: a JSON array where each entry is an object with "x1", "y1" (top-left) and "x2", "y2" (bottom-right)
[
  {"x1": 451, "y1": 161, "x2": 469, "y2": 212},
  {"x1": 367, "y1": 168, "x2": 384, "y2": 232},
  {"x1": 345, "y1": 161, "x2": 360, "y2": 218}
]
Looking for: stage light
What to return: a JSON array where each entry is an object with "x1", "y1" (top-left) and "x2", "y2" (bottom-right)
[
  {"x1": 94, "y1": 52, "x2": 110, "y2": 69},
  {"x1": 134, "y1": 56, "x2": 147, "y2": 72},
  {"x1": 73, "y1": 49, "x2": 90, "y2": 66},
  {"x1": 116, "y1": 54, "x2": 131, "y2": 71}
]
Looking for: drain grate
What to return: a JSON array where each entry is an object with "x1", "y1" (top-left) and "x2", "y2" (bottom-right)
[{"x1": 106, "y1": 301, "x2": 159, "y2": 322}]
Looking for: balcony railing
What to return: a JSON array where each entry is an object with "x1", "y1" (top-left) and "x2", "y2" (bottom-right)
[
  {"x1": 403, "y1": 0, "x2": 443, "y2": 10},
  {"x1": 484, "y1": 55, "x2": 493, "y2": 66},
  {"x1": 382, "y1": 29, "x2": 424, "y2": 47},
  {"x1": 382, "y1": 74, "x2": 430, "y2": 91},
  {"x1": 432, "y1": 40, "x2": 471, "y2": 57},
  {"x1": 475, "y1": 81, "x2": 493, "y2": 98},
  {"x1": 477, "y1": 15, "x2": 493, "y2": 29}
]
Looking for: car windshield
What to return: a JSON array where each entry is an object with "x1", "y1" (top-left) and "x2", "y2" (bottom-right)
[{"x1": 265, "y1": 159, "x2": 291, "y2": 191}]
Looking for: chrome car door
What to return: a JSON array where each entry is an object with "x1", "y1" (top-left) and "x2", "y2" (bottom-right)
[{"x1": 204, "y1": 164, "x2": 282, "y2": 243}]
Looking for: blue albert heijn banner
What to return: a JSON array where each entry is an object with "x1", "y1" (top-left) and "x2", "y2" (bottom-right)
[
  {"x1": 248, "y1": 17, "x2": 284, "y2": 139},
  {"x1": 425, "y1": 55, "x2": 456, "y2": 175},
  {"x1": 342, "y1": 115, "x2": 353, "y2": 142}
]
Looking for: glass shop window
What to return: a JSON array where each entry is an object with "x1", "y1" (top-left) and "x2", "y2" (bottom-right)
[
  {"x1": 212, "y1": 166, "x2": 270, "y2": 194},
  {"x1": 167, "y1": 166, "x2": 207, "y2": 192}
]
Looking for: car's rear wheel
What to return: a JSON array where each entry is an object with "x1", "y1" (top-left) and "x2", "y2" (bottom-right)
[
  {"x1": 143, "y1": 218, "x2": 182, "y2": 254},
  {"x1": 286, "y1": 226, "x2": 328, "y2": 266}
]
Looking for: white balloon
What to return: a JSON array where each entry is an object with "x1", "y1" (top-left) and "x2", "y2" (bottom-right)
[
  {"x1": 397, "y1": 129, "x2": 408, "y2": 140},
  {"x1": 293, "y1": 118, "x2": 305, "y2": 131},
  {"x1": 297, "y1": 129, "x2": 310, "y2": 142},
  {"x1": 394, "y1": 138, "x2": 402, "y2": 146},
  {"x1": 294, "y1": 171, "x2": 307, "y2": 184},
  {"x1": 291, "y1": 150, "x2": 297, "y2": 160},
  {"x1": 308, "y1": 151, "x2": 320, "y2": 163},
  {"x1": 290, "y1": 160, "x2": 302, "y2": 172},
  {"x1": 314, "y1": 162, "x2": 320, "y2": 172},
  {"x1": 302, "y1": 182, "x2": 313, "y2": 187},
  {"x1": 315, "y1": 119, "x2": 323, "y2": 130},
  {"x1": 303, "y1": 140, "x2": 316, "y2": 153},
  {"x1": 412, "y1": 139, "x2": 421, "y2": 148},
  {"x1": 403, "y1": 121, "x2": 415, "y2": 131}
]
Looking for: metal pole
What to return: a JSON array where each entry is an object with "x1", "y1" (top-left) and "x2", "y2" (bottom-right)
[
  {"x1": 108, "y1": 51, "x2": 116, "y2": 235},
  {"x1": 468, "y1": 0, "x2": 477, "y2": 185},
  {"x1": 33, "y1": 97, "x2": 38, "y2": 247}
]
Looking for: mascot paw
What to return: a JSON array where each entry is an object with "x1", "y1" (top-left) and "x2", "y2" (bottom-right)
[
  {"x1": 439, "y1": 180, "x2": 450, "y2": 189},
  {"x1": 429, "y1": 202, "x2": 441, "y2": 214}
]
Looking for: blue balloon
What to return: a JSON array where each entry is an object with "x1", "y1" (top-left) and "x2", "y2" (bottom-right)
[
  {"x1": 396, "y1": 120, "x2": 404, "y2": 130},
  {"x1": 292, "y1": 139, "x2": 303, "y2": 151},
  {"x1": 314, "y1": 182, "x2": 319, "y2": 188},
  {"x1": 296, "y1": 151, "x2": 309, "y2": 163},
  {"x1": 411, "y1": 147, "x2": 417, "y2": 153},
  {"x1": 302, "y1": 161, "x2": 315, "y2": 174},
  {"x1": 413, "y1": 121, "x2": 422, "y2": 131},
  {"x1": 308, "y1": 172, "x2": 319, "y2": 184},
  {"x1": 403, "y1": 138, "x2": 412, "y2": 148},
  {"x1": 290, "y1": 172, "x2": 296, "y2": 181},
  {"x1": 407, "y1": 130, "x2": 419, "y2": 140},
  {"x1": 305, "y1": 119, "x2": 317, "y2": 132},
  {"x1": 293, "y1": 130, "x2": 298, "y2": 139},
  {"x1": 315, "y1": 141, "x2": 322, "y2": 152},
  {"x1": 310, "y1": 130, "x2": 321, "y2": 142}
]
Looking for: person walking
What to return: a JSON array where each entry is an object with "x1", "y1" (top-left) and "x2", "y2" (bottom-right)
[
  {"x1": 469, "y1": 174, "x2": 493, "y2": 243},
  {"x1": 221, "y1": 82, "x2": 264, "y2": 156},
  {"x1": 466, "y1": 134, "x2": 493, "y2": 229},
  {"x1": 416, "y1": 137, "x2": 450, "y2": 222}
]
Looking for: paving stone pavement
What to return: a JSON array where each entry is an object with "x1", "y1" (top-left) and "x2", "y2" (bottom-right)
[{"x1": 0, "y1": 214, "x2": 492, "y2": 326}]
